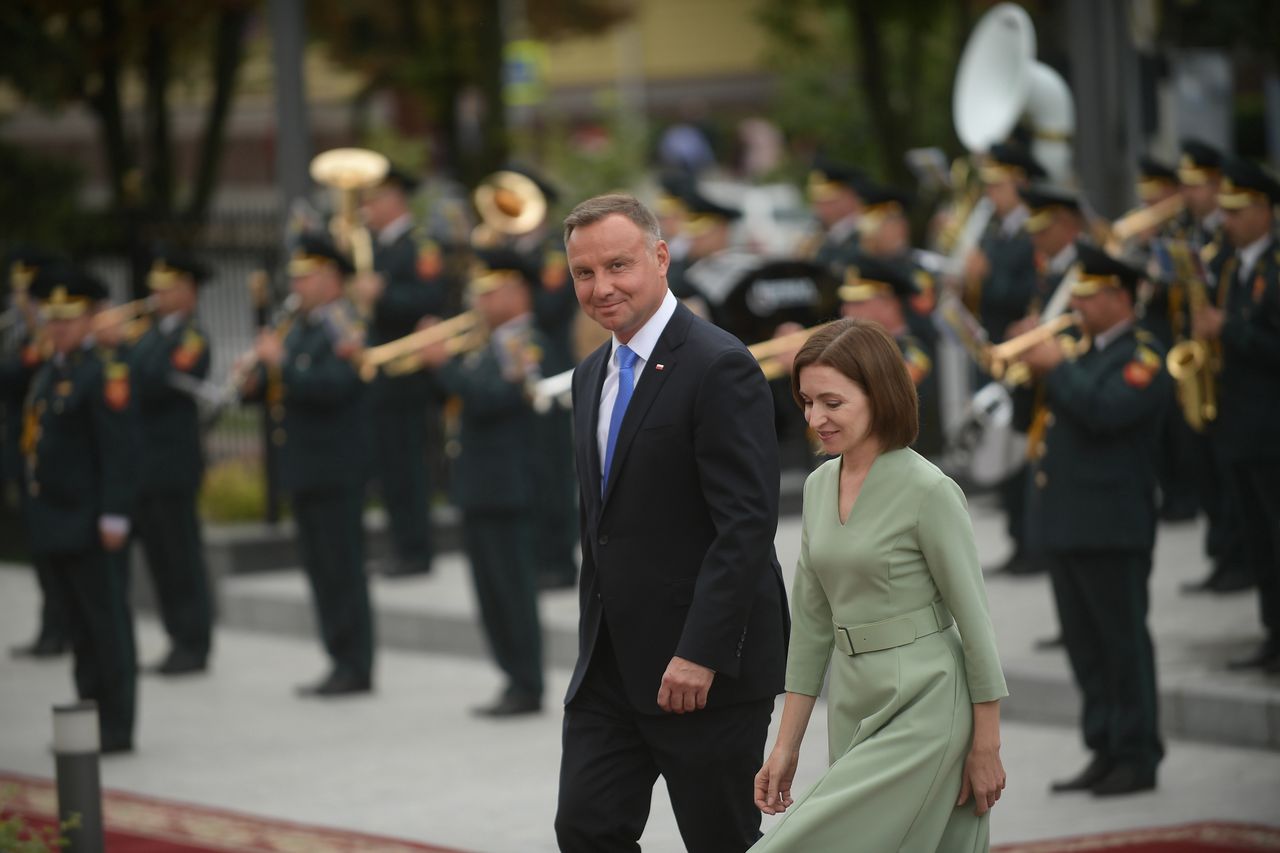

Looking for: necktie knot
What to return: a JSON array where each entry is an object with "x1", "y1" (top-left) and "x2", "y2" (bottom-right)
[{"x1": 616, "y1": 344, "x2": 637, "y2": 371}]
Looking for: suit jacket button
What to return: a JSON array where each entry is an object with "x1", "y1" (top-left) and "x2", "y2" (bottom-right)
[
  {"x1": 1035, "y1": 471, "x2": 1048, "y2": 489},
  {"x1": 598, "y1": 534, "x2": 609, "y2": 545}
]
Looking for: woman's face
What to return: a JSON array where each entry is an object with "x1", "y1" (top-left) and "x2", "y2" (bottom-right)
[{"x1": 797, "y1": 363, "x2": 874, "y2": 456}]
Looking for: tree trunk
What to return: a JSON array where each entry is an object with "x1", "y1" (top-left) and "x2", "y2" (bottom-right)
[
  {"x1": 472, "y1": 0, "x2": 508, "y2": 185},
  {"x1": 144, "y1": 14, "x2": 174, "y2": 217},
  {"x1": 187, "y1": 4, "x2": 252, "y2": 222},
  {"x1": 86, "y1": 0, "x2": 133, "y2": 215},
  {"x1": 848, "y1": 0, "x2": 909, "y2": 184}
]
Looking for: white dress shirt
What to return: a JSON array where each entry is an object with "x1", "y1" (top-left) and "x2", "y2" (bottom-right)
[
  {"x1": 596, "y1": 289, "x2": 679, "y2": 479},
  {"x1": 1237, "y1": 233, "x2": 1274, "y2": 284}
]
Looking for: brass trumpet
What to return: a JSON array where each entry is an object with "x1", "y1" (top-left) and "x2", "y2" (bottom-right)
[
  {"x1": 985, "y1": 313, "x2": 1080, "y2": 384},
  {"x1": 1102, "y1": 194, "x2": 1185, "y2": 253},
  {"x1": 358, "y1": 310, "x2": 483, "y2": 382},
  {"x1": 751, "y1": 323, "x2": 830, "y2": 382}
]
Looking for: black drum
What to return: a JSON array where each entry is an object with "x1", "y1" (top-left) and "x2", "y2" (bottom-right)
[{"x1": 716, "y1": 259, "x2": 840, "y2": 344}]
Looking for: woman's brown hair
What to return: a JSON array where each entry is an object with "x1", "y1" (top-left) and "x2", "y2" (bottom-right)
[{"x1": 790, "y1": 318, "x2": 919, "y2": 450}]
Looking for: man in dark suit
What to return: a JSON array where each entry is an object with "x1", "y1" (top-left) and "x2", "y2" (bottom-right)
[
  {"x1": 554, "y1": 194, "x2": 789, "y2": 852},
  {"x1": 130, "y1": 249, "x2": 214, "y2": 675},
  {"x1": 1022, "y1": 242, "x2": 1173, "y2": 796}
]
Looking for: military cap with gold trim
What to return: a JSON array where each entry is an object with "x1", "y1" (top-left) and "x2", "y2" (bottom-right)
[
  {"x1": 680, "y1": 185, "x2": 741, "y2": 238},
  {"x1": 468, "y1": 247, "x2": 539, "y2": 296},
  {"x1": 857, "y1": 182, "x2": 913, "y2": 235},
  {"x1": 1217, "y1": 156, "x2": 1280, "y2": 210},
  {"x1": 288, "y1": 233, "x2": 354, "y2": 277},
  {"x1": 807, "y1": 155, "x2": 871, "y2": 202},
  {"x1": 838, "y1": 255, "x2": 921, "y2": 304},
  {"x1": 4, "y1": 246, "x2": 59, "y2": 297},
  {"x1": 1178, "y1": 139, "x2": 1223, "y2": 186},
  {"x1": 29, "y1": 264, "x2": 109, "y2": 319},
  {"x1": 1136, "y1": 156, "x2": 1178, "y2": 202},
  {"x1": 656, "y1": 170, "x2": 696, "y2": 220},
  {"x1": 1019, "y1": 183, "x2": 1083, "y2": 234},
  {"x1": 980, "y1": 142, "x2": 1047, "y2": 184},
  {"x1": 1071, "y1": 240, "x2": 1143, "y2": 299},
  {"x1": 147, "y1": 246, "x2": 210, "y2": 290}
]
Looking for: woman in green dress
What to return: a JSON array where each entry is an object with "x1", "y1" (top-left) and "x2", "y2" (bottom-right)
[{"x1": 752, "y1": 318, "x2": 1008, "y2": 852}]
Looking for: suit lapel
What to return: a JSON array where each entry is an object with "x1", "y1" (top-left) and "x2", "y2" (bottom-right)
[
  {"x1": 600, "y1": 305, "x2": 692, "y2": 510},
  {"x1": 578, "y1": 343, "x2": 608, "y2": 515}
]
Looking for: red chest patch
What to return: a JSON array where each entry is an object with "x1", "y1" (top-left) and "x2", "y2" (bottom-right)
[{"x1": 1123, "y1": 361, "x2": 1155, "y2": 389}]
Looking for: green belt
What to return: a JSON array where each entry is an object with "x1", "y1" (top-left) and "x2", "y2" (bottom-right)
[{"x1": 835, "y1": 600, "x2": 954, "y2": 656}]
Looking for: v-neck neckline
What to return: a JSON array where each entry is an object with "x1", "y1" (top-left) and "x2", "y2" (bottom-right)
[{"x1": 835, "y1": 449, "x2": 888, "y2": 527}]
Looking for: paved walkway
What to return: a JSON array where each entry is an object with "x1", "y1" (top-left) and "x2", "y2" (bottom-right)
[{"x1": 2, "y1": 492, "x2": 1278, "y2": 851}]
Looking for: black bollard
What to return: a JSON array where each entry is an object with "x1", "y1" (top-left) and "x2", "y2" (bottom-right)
[{"x1": 52, "y1": 701, "x2": 105, "y2": 853}]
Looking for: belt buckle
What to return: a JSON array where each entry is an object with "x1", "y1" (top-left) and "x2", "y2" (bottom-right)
[{"x1": 836, "y1": 627, "x2": 856, "y2": 656}]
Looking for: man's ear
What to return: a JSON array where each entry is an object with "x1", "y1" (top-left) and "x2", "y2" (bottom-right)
[{"x1": 655, "y1": 239, "x2": 670, "y2": 276}]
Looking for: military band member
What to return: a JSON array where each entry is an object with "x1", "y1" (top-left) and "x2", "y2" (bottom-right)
[
  {"x1": 838, "y1": 256, "x2": 942, "y2": 456},
  {"x1": 241, "y1": 236, "x2": 375, "y2": 696},
  {"x1": 803, "y1": 156, "x2": 869, "y2": 280},
  {"x1": 354, "y1": 165, "x2": 446, "y2": 578},
  {"x1": 854, "y1": 181, "x2": 938, "y2": 347},
  {"x1": 3, "y1": 249, "x2": 68, "y2": 659},
  {"x1": 1174, "y1": 140, "x2": 1249, "y2": 593},
  {"x1": 677, "y1": 187, "x2": 756, "y2": 326},
  {"x1": 656, "y1": 171, "x2": 695, "y2": 300},
  {"x1": 129, "y1": 249, "x2": 214, "y2": 675},
  {"x1": 964, "y1": 142, "x2": 1046, "y2": 345},
  {"x1": 1021, "y1": 242, "x2": 1172, "y2": 796},
  {"x1": 419, "y1": 248, "x2": 546, "y2": 716},
  {"x1": 1190, "y1": 158, "x2": 1280, "y2": 674},
  {"x1": 23, "y1": 266, "x2": 139, "y2": 752}
]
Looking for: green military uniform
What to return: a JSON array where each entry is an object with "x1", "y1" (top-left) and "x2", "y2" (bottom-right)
[
  {"x1": 248, "y1": 240, "x2": 374, "y2": 693},
  {"x1": 1026, "y1": 244, "x2": 1172, "y2": 793},
  {"x1": 3, "y1": 250, "x2": 69, "y2": 656},
  {"x1": 803, "y1": 159, "x2": 868, "y2": 281},
  {"x1": 367, "y1": 173, "x2": 448, "y2": 577},
  {"x1": 128, "y1": 252, "x2": 214, "y2": 673},
  {"x1": 23, "y1": 267, "x2": 139, "y2": 751},
  {"x1": 434, "y1": 250, "x2": 546, "y2": 711},
  {"x1": 1211, "y1": 159, "x2": 1280, "y2": 669},
  {"x1": 973, "y1": 144, "x2": 1044, "y2": 345}
]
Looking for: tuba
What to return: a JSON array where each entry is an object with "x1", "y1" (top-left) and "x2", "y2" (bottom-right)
[
  {"x1": 1163, "y1": 240, "x2": 1217, "y2": 431},
  {"x1": 309, "y1": 148, "x2": 390, "y2": 273},
  {"x1": 472, "y1": 170, "x2": 548, "y2": 246}
]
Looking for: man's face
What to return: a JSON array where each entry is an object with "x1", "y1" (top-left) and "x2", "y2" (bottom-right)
[
  {"x1": 1030, "y1": 214, "x2": 1077, "y2": 260},
  {"x1": 1222, "y1": 202, "x2": 1272, "y2": 248},
  {"x1": 1070, "y1": 288, "x2": 1128, "y2": 336},
  {"x1": 812, "y1": 188, "x2": 861, "y2": 229},
  {"x1": 687, "y1": 221, "x2": 729, "y2": 260},
  {"x1": 839, "y1": 294, "x2": 901, "y2": 331},
  {"x1": 290, "y1": 266, "x2": 340, "y2": 311},
  {"x1": 1181, "y1": 181, "x2": 1219, "y2": 220},
  {"x1": 361, "y1": 186, "x2": 405, "y2": 233},
  {"x1": 567, "y1": 214, "x2": 670, "y2": 343},
  {"x1": 153, "y1": 277, "x2": 196, "y2": 317},
  {"x1": 48, "y1": 314, "x2": 91, "y2": 354},
  {"x1": 984, "y1": 178, "x2": 1021, "y2": 218},
  {"x1": 473, "y1": 276, "x2": 529, "y2": 328}
]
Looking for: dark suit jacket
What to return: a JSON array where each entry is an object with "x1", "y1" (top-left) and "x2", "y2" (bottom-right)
[{"x1": 567, "y1": 302, "x2": 789, "y2": 714}]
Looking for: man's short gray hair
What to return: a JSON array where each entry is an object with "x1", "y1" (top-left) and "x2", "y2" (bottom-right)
[{"x1": 563, "y1": 193, "x2": 661, "y2": 250}]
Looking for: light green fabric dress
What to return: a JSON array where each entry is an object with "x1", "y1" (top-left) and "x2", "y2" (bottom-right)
[{"x1": 752, "y1": 449, "x2": 1008, "y2": 853}]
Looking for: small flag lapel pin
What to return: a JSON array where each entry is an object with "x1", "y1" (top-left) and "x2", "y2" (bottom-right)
[{"x1": 654, "y1": 363, "x2": 665, "y2": 371}]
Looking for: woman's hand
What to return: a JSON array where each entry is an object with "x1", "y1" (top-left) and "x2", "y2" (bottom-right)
[
  {"x1": 957, "y1": 741, "x2": 1006, "y2": 816},
  {"x1": 754, "y1": 746, "x2": 799, "y2": 816}
]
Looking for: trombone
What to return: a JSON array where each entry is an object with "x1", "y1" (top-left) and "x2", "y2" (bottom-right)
[{"x1": 358, "y1": 310, "x2": 483, "y2": 381}]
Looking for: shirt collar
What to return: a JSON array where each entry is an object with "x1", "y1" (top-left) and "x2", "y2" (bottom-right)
[
  {"x1": 1094, "y1": 317, "x2": 1134, "y2": 351},
  {"x1": 1237, "y1": 233, "x2": 1274, "y2": 275},
  {"x1": 1200, "y1": 208, "x2": 1224, "y2": 234},
  {"x1": 827, "y1": 213, "x2": 860, "y2": 244},
  {"x1": 378, "y1": 213, "x2": 414, "y2": 246},
  {"x1": 611, "y1": 289, "x2": 677, "y2": 365},
  {"x1": 160, "y1": 312, "x2": 186, "y2": 335},
  {"x1": 1047, "y1": 242, "x2": 1078, "y2": 276},
  {"x1": 1000, "y1": 204, "x2": 1030, "y2": 237}
]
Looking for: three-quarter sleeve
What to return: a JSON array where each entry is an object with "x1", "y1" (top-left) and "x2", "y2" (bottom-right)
[
  {"x1": 784, "y1": 483, "x2": 835, "y2": 696},
  {"x1": 917, "y1": 477, "x2": 1009, "y2": 703}
]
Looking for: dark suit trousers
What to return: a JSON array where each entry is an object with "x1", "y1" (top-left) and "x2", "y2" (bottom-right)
[
  {"x1": 532, "y1": 408, "x2": 579, "y2": 585},
  {"x1": 372, "y1": 405, "x2": 432, "y2": 566},
  {"x1": 135, "y1": 490, "x2": 212, "y2": 660},
  {"x1": 46, "y1": 547, "x2": 137, "y2": 746},
  {"x1": 293, "y1": 487, "x2": 374, "y2": 681},
  {"x1": 556, "y1": 624, "x2": 772, "y2": 853},
  {"x1": 1048, "y1": 550, "x2": 1162, "y2": 770},
  {"x1": 463, "y1": 511, "x2": 543, "y2": 698},
  {"x1": 1230, "y1": 459, "x2": 1280, "y2": 638}
]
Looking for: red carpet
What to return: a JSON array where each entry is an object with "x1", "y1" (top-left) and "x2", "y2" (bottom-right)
[
  {"x1": 1, "y1": 771, "x2": 472, "y2": 853},
  {"x1": 995, "y1": 822, "x2": 1280, "y2": 852}
]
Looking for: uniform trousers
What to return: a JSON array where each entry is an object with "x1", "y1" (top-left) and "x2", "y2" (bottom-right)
[
  {"x1": 372, "y1": 404, "x2": 432, "y2": 568},
  {"x1": 33, "y1": 555, "x2": 69, "y2": 645},
  {"x1": 556, "y1": 624, "x2": 773, "y2": 853},
  {"x1": 1199, "y1": 432, "x2": 1246, "y2": 568},
  {"x1": 531, "y1": 409, "x2": 579, "y2": 586},
  {"x1": 1229, "y1": 459, "x2": 1280, "y2": 640},
  {"x1": 1157, "y1": 405, "x2": 1201, "y2": 517},
  {"x1": 45, "y1": 546, "x2": 137, "y2": 747},
  {"x1": 135, "y1": 490, "x2": 212, "y2": 661},
  {"x1": 1047, "y1": 549, "x2": 1162, "y2": 770},
  {"x1": 462, "y1": 511, "x2": 542, "y2": 698},
  {"x1": 292, "y1": 486, "x2": 373, "y2": 681}
]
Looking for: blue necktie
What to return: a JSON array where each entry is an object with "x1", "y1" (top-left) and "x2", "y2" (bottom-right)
[{"x1": 603, "y1": 345, "x2": 638, "y2": 493}]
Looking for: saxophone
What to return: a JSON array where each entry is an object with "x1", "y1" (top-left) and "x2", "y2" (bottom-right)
[{"x1": 1164, "y1": 239, "x2": 1217, "y2": 432}]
